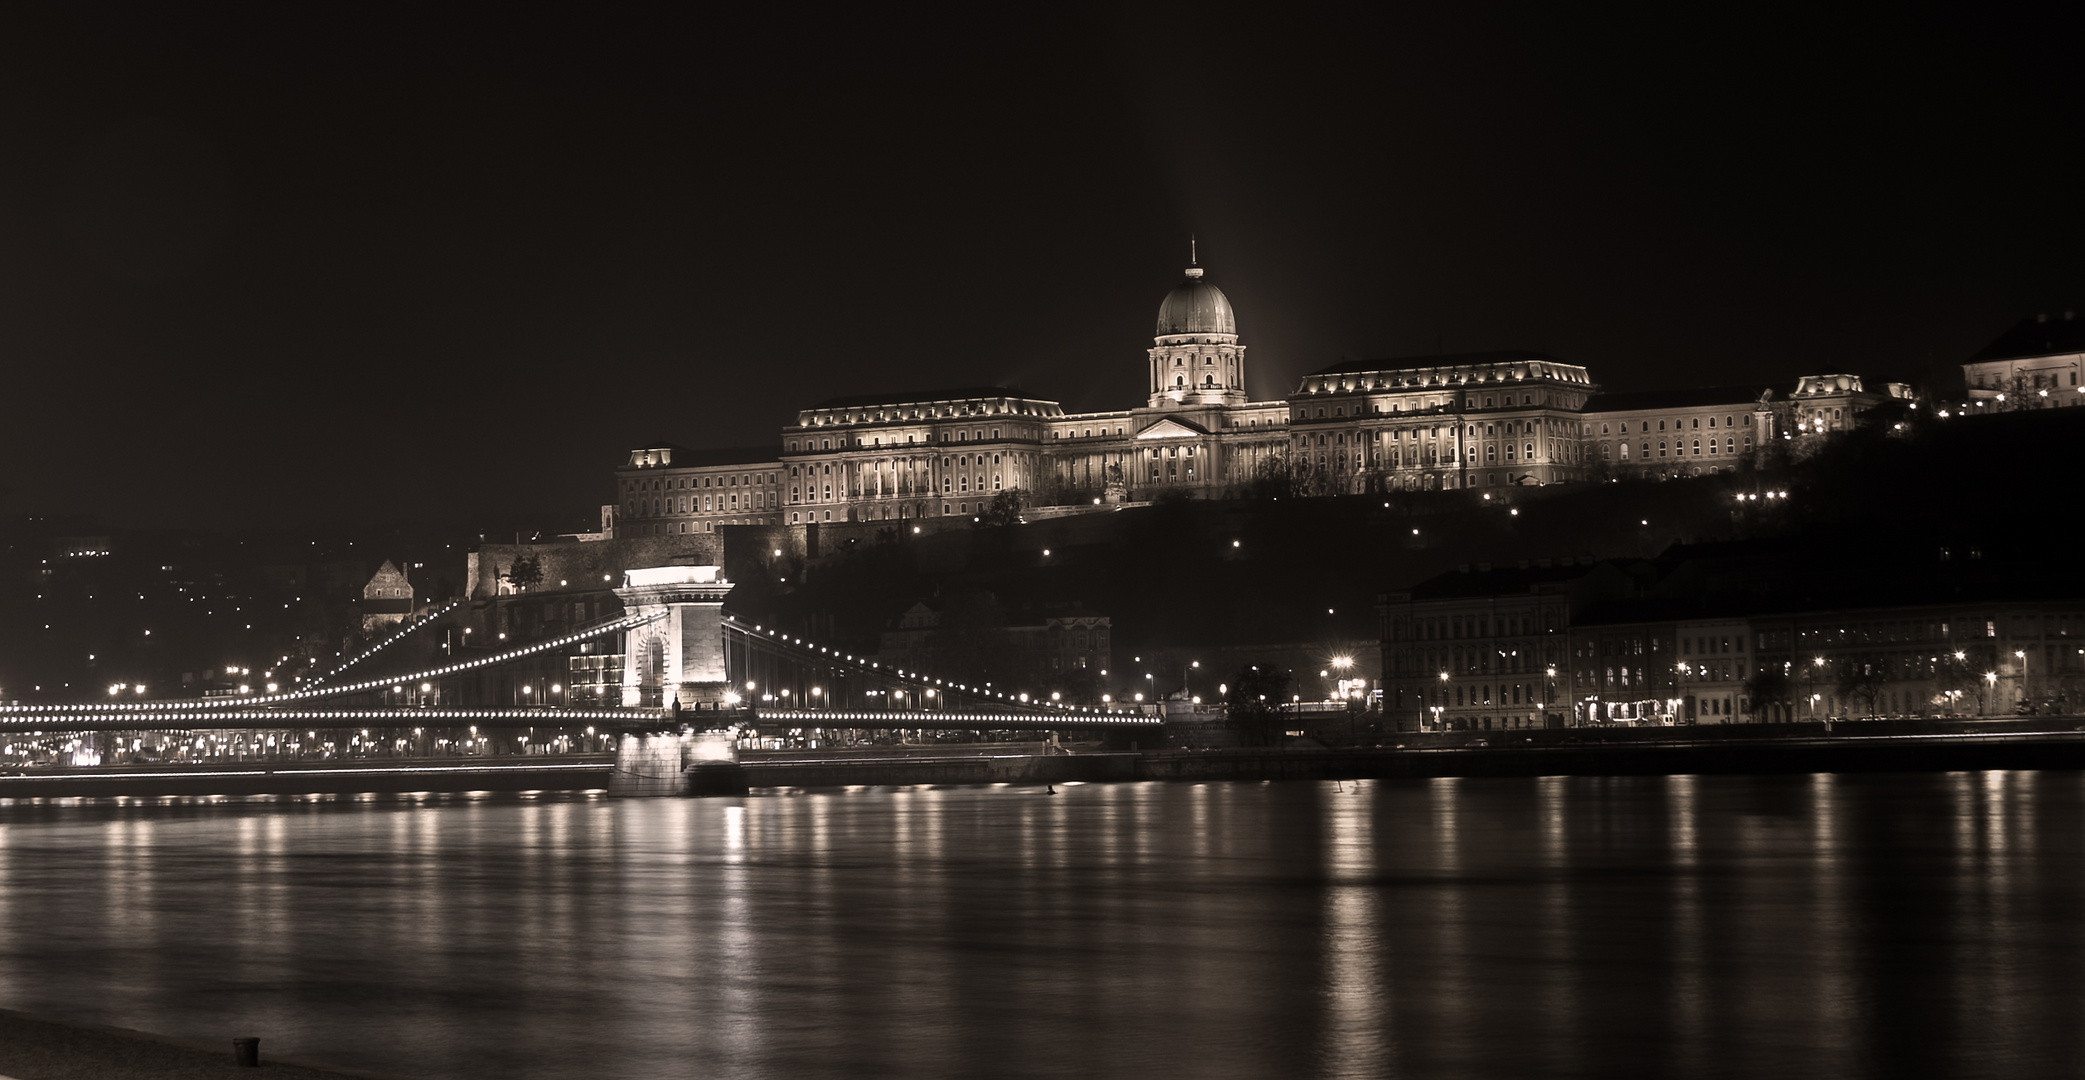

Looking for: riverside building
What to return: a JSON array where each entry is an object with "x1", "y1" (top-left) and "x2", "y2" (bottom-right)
[{"x1": 1379, "y1": 545, "x2": 2085, "y2": 732}]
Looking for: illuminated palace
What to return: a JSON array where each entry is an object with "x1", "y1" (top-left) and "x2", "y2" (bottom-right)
[{"x1": 612, "y1": 256, "x2": 1912, "y2": 534}]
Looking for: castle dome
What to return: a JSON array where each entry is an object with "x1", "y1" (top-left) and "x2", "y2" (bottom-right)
[{"x1": 1155, "y1": 265, "x2": 1237, "y2": 339}]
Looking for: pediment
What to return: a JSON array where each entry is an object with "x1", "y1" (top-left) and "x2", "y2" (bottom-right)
[{"x1": 1134, "y1": 418, "x2": 1208, "y2": 440}]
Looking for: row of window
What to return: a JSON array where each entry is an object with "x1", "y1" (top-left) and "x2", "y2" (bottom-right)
[
  {"x1": 800, "y1": 401, "x2": 1056, "y2": 426},
  {"x1": 629, "y1": 492, "x2": 770, "y2": 516},
  {"x1": 1597, "y1": 414, "x2": 1750, "y2": 435},
  {"x1": 624, "y1": 472, "x2": 776, "y2": 493},
  {"x1": 1301, "y1": 366, "x2": 1589, "y2": 395},
  {"x1": 1299, "y1": 394, "x2": 1554, "y2": 421},
  {"x1": 789, "y1": 427, "x2": 1033, "y2": 452},
  {"x1": 1608, "y1": 436, "x2": 1750, "y2": 460}
]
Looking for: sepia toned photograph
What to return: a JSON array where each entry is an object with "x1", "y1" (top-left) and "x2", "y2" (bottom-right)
[{"x1": 3, "y1": 4, "x2": 2084, "y2": 1078}]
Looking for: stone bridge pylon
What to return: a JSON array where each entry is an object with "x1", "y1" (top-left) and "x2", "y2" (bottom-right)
[
  {"x1": 613, "y1": 565, "x2": 736, "y2": 711},
  {"x1": 610, "y1": 565, "x2": 746, "y2": 797}
]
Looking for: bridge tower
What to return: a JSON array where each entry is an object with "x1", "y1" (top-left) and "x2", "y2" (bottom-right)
[
  {"x1": 609, "y1": 565, "x2": 746, "y2": 797},
  {"x1": 613, "y1": 566, "x2": 736, "y2": 710}
]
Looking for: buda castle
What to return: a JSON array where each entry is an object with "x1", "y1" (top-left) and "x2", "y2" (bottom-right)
[{"x1": 613, "y1": 256, "x2": 1916, "y2": 536}]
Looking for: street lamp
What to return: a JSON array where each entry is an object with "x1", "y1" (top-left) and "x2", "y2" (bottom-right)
[
  {"x1": 2015, "y1": 649, "x2": 2028, "y2": 713},
  {"x1": 1808, "y1": 657, "x2": 1826, "y2": 721}
]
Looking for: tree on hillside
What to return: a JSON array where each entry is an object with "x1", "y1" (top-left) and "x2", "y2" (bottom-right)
[
  {"x1": 978, "y1": 488, "x2": 1027, "y2": 527},
  {"x1": 502, "y1": 552, "x2": 544, "y2": 594}
]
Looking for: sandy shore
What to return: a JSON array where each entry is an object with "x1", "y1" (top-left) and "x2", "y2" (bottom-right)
[{"x1": 0, "y1": 1009, "x2": 418, "y2": 1080}]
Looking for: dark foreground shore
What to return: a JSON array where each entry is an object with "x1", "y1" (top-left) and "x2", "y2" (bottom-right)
[{"x1": 0, "y1": 1008, "x2": 414, "y2": 1080}]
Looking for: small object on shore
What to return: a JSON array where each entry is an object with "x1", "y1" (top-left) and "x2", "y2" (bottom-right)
[
  {"x1": 1046, "y1": 784, "x2": 1056, "y2": 794},
  {"x1": 232, "y1": 1036, "x2": 260, "y2": 1067}
]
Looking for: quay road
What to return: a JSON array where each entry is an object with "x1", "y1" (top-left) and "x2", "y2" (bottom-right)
[{"x1": 7, "y1": 723, "x2": 2085, "y2": 798}]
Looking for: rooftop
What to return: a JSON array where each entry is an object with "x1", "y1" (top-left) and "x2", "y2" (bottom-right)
[
  {"x1": 807, "y1": 387, "x2": 1052, "y2": 410},
  {"x1": 1582, "y1": 385, "x2": 1774, "y2": 413},
  {"x1": 619, "y1": 445, "x2": 780, "y2": 469},
  {"x1": 1968, "y1": 311, "x2": 2085, "y2": 363},
  {"x1": 1305, "y1": 350, "x2": 1572, "y2": 378}
]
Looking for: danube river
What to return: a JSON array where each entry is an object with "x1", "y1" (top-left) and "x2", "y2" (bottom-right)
[{"x1": 2, "y1": 773, "x2": 2082, "y2": 1079}]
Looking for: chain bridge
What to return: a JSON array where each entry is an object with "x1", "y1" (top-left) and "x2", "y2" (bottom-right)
[{"x1": 0, "y1": 565, "x2": 1159, "y2": 795}]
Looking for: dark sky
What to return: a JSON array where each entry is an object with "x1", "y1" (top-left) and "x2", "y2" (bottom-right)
[{"x1": 4, "y1": 4, "x2": 2081, "y2": 533}]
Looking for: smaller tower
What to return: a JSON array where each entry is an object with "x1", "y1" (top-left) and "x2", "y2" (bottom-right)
[{"x1": 1148, "y1": 255, "x2": 1246, "y2": 408}]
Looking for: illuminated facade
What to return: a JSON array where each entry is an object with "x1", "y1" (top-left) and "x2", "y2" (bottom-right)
[
  {"x1": 611, "y1": 256, "x2": 1912, "y2": 535},
  {"x1": 1382, "y1": 552, "x2": 2085, "y2": 731},
  {"x1": 1962, "y1": 310, "x2": 2085, "y2": 409}
]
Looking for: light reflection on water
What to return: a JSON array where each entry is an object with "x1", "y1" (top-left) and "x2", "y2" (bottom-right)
[{"x1": 2, "y1": 775, "x2": 2084, "y2": 1079}]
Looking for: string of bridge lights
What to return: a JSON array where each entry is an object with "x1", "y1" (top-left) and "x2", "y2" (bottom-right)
[
  {"x1": 720, "y1": 616, "x2": 1139, "y2": 717},
  {"x1": 0, "y1": 611, "x2": 667, "y2": 718},
  {"x1": 308, "y1": 599, "x2": 465, "y2": 687},
  {"x1": 0, "y1": 708, "x2": 647, "y2": 732},
  {"x1": 756, "y1": 710, "x2": 1153, "y2": 726},
  {"x1": 6, "y1": 609, "x2": 1137, "y2": 722}
]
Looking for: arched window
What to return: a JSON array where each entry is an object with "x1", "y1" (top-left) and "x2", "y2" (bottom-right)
[{"x1": 1176, "y1": 375, "x2": 1186, "y2": 387}]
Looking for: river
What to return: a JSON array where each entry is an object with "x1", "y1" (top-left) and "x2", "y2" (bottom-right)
[{"x1": 1, "y1": 773, "x2": 2081, "y2": 1078}]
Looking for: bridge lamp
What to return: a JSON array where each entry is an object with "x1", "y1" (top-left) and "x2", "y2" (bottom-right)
[
  {"x1": 925, "y1": 688, "x2": 935, "y2": 697},
  {"x1": 724, "y1": 691, "x2": 741, "y2": 706},
  {"x1": 1133, "y1": 693, "x2": 1143, "y2": 702},
  {"x1": 1192, "y1": 696, "x2": 1201, "y2": 705},
  {"x1": 522, "y1": 685, "x2": 533, "y2": 695},
  {"x1": 1050, "y1": 692, "x2": 1060, "y2": 701},
  {"x1": 1102, "y1": 694, "x2": 1111, "y2": 703}
]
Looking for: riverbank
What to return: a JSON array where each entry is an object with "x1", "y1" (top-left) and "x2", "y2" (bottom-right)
[
  {"x1": 739, "y1": 728, "x2": 2085, "y2": 788},
  {"x1": 0, "y1": 1008, "x2": 415, "y2": 1080},
  {"x1": 6, "y1": 723, "x2": 2085, "y2": 798},
  {"x1": 0, "y1": 757, "x2": 613, "y2": 800}
]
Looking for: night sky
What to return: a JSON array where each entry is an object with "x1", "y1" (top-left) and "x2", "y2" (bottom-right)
[{"x1": 4, "y1": 5, "x2": 2081, "y2": 533}]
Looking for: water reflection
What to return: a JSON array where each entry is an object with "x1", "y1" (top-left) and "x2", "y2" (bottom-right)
[{"x1": 3, "y1": 774, "x2": 2085, "y2": 1078}]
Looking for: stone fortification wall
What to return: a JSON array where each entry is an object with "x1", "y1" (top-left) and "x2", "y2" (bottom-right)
[{"x1": 466, "y1": 535, "x2": 722, "y2": 600}]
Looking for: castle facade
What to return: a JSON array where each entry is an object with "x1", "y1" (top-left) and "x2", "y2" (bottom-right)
[{"x1": 613, "y1": 257, "x2": 1913, "y2": 536}]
